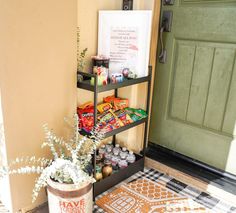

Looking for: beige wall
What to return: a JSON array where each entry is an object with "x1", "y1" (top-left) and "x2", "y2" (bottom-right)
[
  {"x1": 77, "y1": 0, "x2": 154, "y2": 152},
  {"x1": 0, "y1": 0, "x2": 77, "y2": 212}
]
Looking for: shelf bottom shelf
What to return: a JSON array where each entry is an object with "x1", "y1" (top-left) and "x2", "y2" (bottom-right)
[{"x1": 93, "y1": 155, "x2": 144, "y2": 198}]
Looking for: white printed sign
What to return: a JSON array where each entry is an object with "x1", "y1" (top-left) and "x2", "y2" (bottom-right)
[{"x1": 98, "y1": 11, "x2": 152, "y2": 77}]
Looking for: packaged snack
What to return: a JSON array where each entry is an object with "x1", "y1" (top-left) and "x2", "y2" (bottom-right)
[
  {"x1": 97, "y1": 103, "x2": 112, "y2": 114},
  {"x1": 77, "y1": 103, "x2": 94, "y2": 133},
  {"x1": 133, "y1": 109, "x2": 148, "y2": 119},
  {"x1": 114, "y1": 109, "x2": 133, "y2": 125},
  {"x1": 98, "y1": 110, "x2": 124, "y2": 132},
  {"x1": 78, "y1": 102, "x2": 93, "y2": 109},
  {"x1": 111, "y1": 73, "x2": 124, "y2": 84},
  {"x1": 113, "y1": 99, "x2": 129, "y2": 110},
  {"x1": 128, "y1": 113, "x2": 140, "y2": 122},
  {"x1": 125, "y1": 108, "x2": 147, "y2": 122},
  {"x1": 103, "y1": 95, "x2": 118, "y2": 105}
]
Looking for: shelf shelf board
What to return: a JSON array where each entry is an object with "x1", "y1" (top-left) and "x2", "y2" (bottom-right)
[
  {"x1": 93, "y1": 154, "x2": 144, "y2": 197},
  {"x1": 79, "y1": 117, "x2": 147, "y2": 138},
  {"x1": 77, "y1": 73, "x2": 150, "y2": 93}
]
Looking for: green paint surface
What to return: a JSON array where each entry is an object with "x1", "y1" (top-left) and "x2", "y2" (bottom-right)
[{"x1": 149, "y1": 0, "x2": 236, "y2": 174}]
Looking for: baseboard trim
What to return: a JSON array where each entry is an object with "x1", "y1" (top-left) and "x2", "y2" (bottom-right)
[{"x1": 146, "y1": 142, "x2": 236, "y2": 195}]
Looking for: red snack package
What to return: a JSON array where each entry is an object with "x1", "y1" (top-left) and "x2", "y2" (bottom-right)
[
  {"x1": 77, "y1": 102, "x2": 94, "y2": 133},
  {"x1": 113, "y1": 99, "x2": 129, "y2": 110},
  {"x1": 103, "y1": 95, "x2": 118, "y2": 106}
]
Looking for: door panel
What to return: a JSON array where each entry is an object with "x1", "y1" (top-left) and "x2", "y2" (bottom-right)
[
  {"x1": 170, "y1": 40, "x2": 236, "y2": 135},
  {"x1": 149, "y1": 0, "x2": 236, "y2": 173}
]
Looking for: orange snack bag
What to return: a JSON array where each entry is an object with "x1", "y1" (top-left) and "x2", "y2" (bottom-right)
[
  {"x1": 113, "y1": 99, "x2": 129, "y2": 110},
  {"x1": 103, "y1": 95, "x2": 118, "y2": 105},
  {"x1": 78, "y1": 101, "x2": 93, "y2": 109}
]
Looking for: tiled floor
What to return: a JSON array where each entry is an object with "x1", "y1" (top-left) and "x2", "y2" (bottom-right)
[{"x1": 1, "y1": 168, "x2": 236, "y2": 212}]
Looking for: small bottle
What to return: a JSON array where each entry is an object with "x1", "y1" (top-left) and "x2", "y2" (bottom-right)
[
  {"x1": 113, "y1": 144, "x2": 121, "y2": 155},
  {"x1": 111, "y1": 153, "x2": 120, "y2": 171},
  {"x1": 104, "y1": 152, "x2": 112, "y2": 161},
  {"x1": 96, "y1": 155, "x2": 102, "y2": 165},
  {"x1": 102, "y1": 159, "x2": 113, "y2": 178},
  {"x1": 95, "y1": 165, "x2": 103, "y2": 181},
  {"x1": 118, "y1": 159, "x2": 128, "y2": 169},
  {"x1": 120, "y1": 147, "x2": 128, "y2": 160},
  {"x1": 98, "y1": 144, "x2": 106, "y2": 159},
  {"x1": 127, "y1": 151, "x2": 136, "y2": 164},
  {"x1": 106, "y1": 141, "x2": 113, "y2": 153}
]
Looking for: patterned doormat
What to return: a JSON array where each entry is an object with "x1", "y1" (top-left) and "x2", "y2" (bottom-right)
[{"x1": 94, "y1": 168, "x2": 236, "y2": 213}]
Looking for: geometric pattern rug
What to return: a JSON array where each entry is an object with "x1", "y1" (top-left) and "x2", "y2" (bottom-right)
[{"x1": 94, "y1": 168, "x2": 236, "y2": 213}]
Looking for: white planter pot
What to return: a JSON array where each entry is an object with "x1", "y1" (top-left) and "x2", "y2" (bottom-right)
[{"x1": 47, "y1": 179, "x2": 93, "y2": 213}]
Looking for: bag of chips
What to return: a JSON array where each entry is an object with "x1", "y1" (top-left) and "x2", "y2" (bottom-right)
[
  {"x1": 113, "y1": 99, "x2": 129, "y2": 110},
  {"x1": 103, "y1": 95, "x2": 117, "y2": 105},
  {"x1": 125, "y1": 108, "x2": 147, "y2": 122},
  {"x1": 77, "y1": 102, "x2": 94, "y2": 133},
  {"x1": 97, "y1": 103, "x2": 112, "y2": 114},
  {"x1": 98, "y1": 110, "x2": 124, "y2": 132},
  {"x1": 114, "y1": 109, "x2": 133, "y2": 125}
]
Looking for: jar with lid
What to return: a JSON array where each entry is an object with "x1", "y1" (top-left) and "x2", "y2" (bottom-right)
[
  {"x1": 98, "y1": 144, "x2": 106, "y2": 159},
  {"x1": 118, "y1": 159, "x2": 128, "y2": 169},
  {"x1": 127, "y1": 151, "x2": 136, "y2": 164},
  {"x1": 113, "y1": 144, "x2": 121, "y2": 155},
  {"x1": 102, "y1": 159, "x2": 113, "y2": 178},
  {"x1": 106, "y1": 141, "x2": 113, "y2": 153},
  {"x1": 95, "y1": 165, "x2": 103, "y2": 181},
  {"x1": 120, "y1": 147, "x2": 128, "y2": 160}
]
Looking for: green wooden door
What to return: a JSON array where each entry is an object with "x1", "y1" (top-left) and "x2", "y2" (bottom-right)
[{"x1": 149, "y1": 0, "x2": 236, "y2": 174}]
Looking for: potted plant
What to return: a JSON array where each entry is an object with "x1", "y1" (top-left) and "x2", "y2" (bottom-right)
[{"x1": 0, "y1": 114, "x2": 103, "y2": 212}]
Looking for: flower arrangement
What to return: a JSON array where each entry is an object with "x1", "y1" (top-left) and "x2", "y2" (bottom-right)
[{"x1": 0, "y1": 114, "x2": 103, "y2": 202}]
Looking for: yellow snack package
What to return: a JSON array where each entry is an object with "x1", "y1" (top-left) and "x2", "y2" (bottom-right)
[{"x1": 97, "y1": 103, "x2": 113, "y2": 114}]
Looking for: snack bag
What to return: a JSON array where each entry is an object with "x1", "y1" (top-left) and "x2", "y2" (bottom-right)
[
  {"x1": 114, "y1": 109, "x2": 133, "y2": 125},
  {"x1": 133, "y1": 109, "x2": 148, "y2": 119},
  {"x1": 97, "y1": 103, "x2": 112, "y2": 114},
  {"x1": 98, "y1": 110, "x2": 124, "y2": 132},
  {"x1": 125, "y1": 108, "x2": 141, "y2": 122},
  {"x1": 78, "y1": 102, "x2": 93, "y2": 110},
  {"x1": 113, "y1": 99, "x2": 129, "y2": 110},
  {"x1": 103, "y1": 95, "x2": 118, "y2": 105},
  {"x1": 77, "y1": 102, "x2": 94, "y2": 133}
]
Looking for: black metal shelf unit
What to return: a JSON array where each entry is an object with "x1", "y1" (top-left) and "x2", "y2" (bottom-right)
[{"x1": 77, "y1": 66, "x2": 152, "y2": 198}]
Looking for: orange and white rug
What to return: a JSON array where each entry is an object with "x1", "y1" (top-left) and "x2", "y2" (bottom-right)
[{"x1": 96, "y1": 177, "x2": 211, "y2": 213}]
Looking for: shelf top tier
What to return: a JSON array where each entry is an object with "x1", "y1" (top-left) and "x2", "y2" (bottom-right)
[{"x1": 77, "y1": 66, "x2": 151, "y2": 93}]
